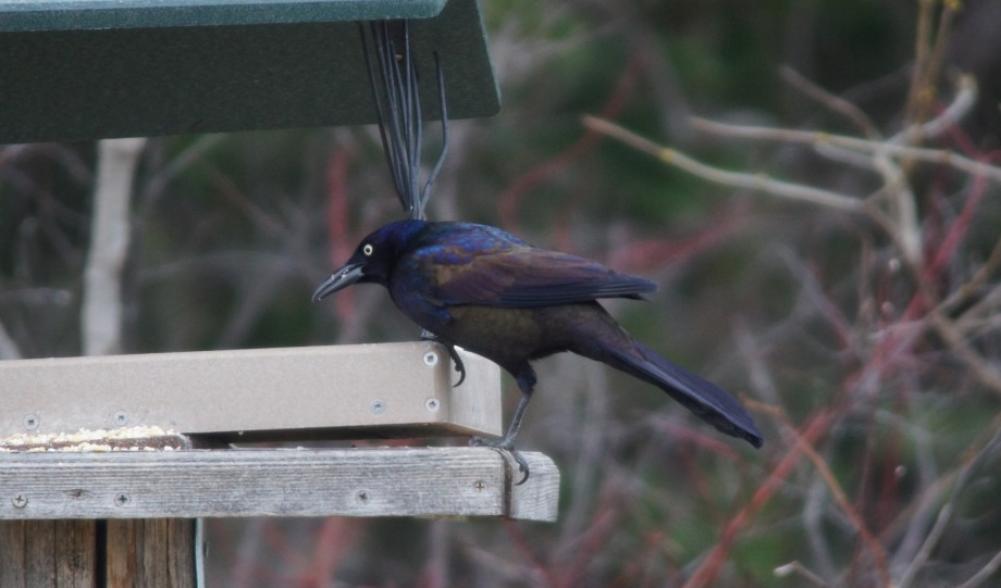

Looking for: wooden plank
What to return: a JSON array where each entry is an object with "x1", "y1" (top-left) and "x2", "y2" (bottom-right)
[
  {"x1": 0, "y1": 342, "x2": 502, "y2": 439},
  {"x1": 107, "y1": 520, "x2": 195, "y2": 588},
  {"x1": 0, "y1": 520, "x2": 97, "y2": 587},
  {"x1": 106, "y1": 520, "x2": 136, "y2": 587},
  {"x1": 510, "y1": 453, "x2": 563, "y2": 522},
  {"x1": 0, "y1": 448, "x2": 559, "y2": 522},
  {"x1": 55, "y1": 520, "x2": 97, "y2": 586},
  {"x1": 165, "y1": 520, "x2": 197, "y2": 588},
  {"x1": 0, "y1": 521, "x2": 28, "y2": 587},
  {"x1": 24, "y1": 521, "x2": 55, "y2": 587}
]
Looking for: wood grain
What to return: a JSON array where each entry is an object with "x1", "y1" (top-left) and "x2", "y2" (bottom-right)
[
  {"x1": 0, "y1": 520, "x2": 96, "y2": 587},
  {"x1": 0, "y1": 521, "x2": 29, "y2": 587},
  {"x1": 106, "y1": 520, "x2": 194, "y2": 588},
  {"x1": 55, "y1": 520, "x2": 97, "y2": 586},
  {"x1": 0, "y1": 447, "x2": 559, "y2": 522}
]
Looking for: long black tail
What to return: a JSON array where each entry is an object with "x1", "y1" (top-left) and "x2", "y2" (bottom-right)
[{"x1": 600, "y1": 340, "x2": 763, "y2": 448}]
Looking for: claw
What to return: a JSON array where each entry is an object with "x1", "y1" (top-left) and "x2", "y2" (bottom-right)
[
  {"x1": 419, "y1": 330, "x2": 466, "y2": 387},
  {"x1": 468, "y1": 436, "x2": 531, "y2": 485},
  {"x1": 445, "y1": 345, "x2": 466, "y2": 387},
  {"x1": 510, "y1": 449, "x2": 530, "y2": 485}
]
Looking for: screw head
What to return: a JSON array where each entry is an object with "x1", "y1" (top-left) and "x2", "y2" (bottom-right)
[
  {"x1": 115, "y1": 494, "x2": 129, "y2": 506},
  {"x1": 423, "y1": 351, "x2": 439, "y2": 367},
  {"x1": 370, "y1": 400, "x2": 385, "y2": 414},
  {"x1": 425, "y1": 398, "x2": 440, "y2": 412},
  {"x1": 474, "y1": 480, "x2": 486, "y2": 492},
  {"x1": 11, "y1": 495, "x2": 27, "y2": 509},
  {"x1": 355, "y1": 490, "x2": 369, "y2": 503},
  {"x1": 114, "y1": 412, "x2": 128, "y2": 426},
  {"x1": 23, "y1": 415, "x2": 39, "y2": 430}
]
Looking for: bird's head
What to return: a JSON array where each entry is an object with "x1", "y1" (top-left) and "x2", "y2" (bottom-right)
[{"x1": 312, "y1": 219, "x2": 426, "y2": 302}]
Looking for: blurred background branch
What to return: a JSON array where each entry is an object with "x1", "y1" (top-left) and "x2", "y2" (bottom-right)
[{"x1": 82, "y1": 138, "x2": 146, "y2": 356}]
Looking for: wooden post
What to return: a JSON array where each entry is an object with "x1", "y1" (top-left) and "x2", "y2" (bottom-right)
[
  {"x1": 0, "y1": 520, "x2": 196, "y2": 588},
  {"x1": 0, "y1": 432, "x2": 200, "y2": 587},
  {"x1": 0, "y1": 521, "x2": 97, "y2": 587},
  {"x1": 106, "y1": 520, "x2": 196, "y2": 588}
]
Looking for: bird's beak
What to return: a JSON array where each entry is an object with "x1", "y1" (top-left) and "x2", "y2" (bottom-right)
[{"x1": 312, "y1": 263, "x2": 365, "y2": 302}]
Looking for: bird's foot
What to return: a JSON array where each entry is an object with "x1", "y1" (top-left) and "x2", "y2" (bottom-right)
[
  {"x1": 419, "y1": 331, "x2": 466, "y2": 387},
  {"x1": 469, "y1": 436, "x2": 530, "y2": 485},
  {"x1": 443, "y1": 345, "x2": 466, "y2": 387}
]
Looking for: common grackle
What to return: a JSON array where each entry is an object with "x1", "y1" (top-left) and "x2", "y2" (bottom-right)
[{"x1": 313, "y1": 220, "x2": 762, "y2": 482}]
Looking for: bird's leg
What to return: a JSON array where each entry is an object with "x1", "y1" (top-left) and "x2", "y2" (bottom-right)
[
  {"x1": 419, "y1": 330, "x2": 466, "y2": 387},
  {"x1": 470, "y1": 367, "x2": 536, "y2": 485}
]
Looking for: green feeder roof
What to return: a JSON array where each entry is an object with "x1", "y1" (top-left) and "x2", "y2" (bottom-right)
[{"x1": 0, "y1": 0, "x2": 499, "y2": 143}]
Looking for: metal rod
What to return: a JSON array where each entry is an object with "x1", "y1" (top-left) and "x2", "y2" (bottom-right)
[
  {"x1": 421, "y1": 51, "x2": 449, "y2": 218},
  {"x1": 359, "y1": 19, "x2": 449, "y2": 221}
]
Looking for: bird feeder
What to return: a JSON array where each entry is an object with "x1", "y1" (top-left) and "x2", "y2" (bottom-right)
[
  {"x1": 0, "y1": 0, "x2": 500, "y2": 142},
  {"x1": 0, "y1": 3, "x2": 558, "y2": 586}
]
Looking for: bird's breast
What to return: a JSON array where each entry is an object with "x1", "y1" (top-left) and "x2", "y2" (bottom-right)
[{"x1": 438, "y1": 306, "x2": 550, "y2": 366}]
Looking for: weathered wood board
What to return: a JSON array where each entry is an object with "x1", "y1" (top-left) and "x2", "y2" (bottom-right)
[
  {"x1": 0, "y1": 342, "x2": 502, "y2": 439},
  {"x1": 106, "y1": 519, "x2": 196, "y2": 588},
  {"x1": 0, "y1": 519, "x2": 197, "y2": 588},
  {"x1": 0, "y1": 448, "x2": 560, "y2": 522},
  {"x1": 0, "y1": 520, "x2": 97, "y2": 587}
]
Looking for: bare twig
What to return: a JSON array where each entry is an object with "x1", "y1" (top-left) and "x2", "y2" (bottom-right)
[
  {"x1": 681, "y1": 410, "x2": 835, "y2": 588},
  {"x1": 82, "y1": 138, "x2": 146, "y2": 356},
  {"x1": 955, "y1": 285, "x2": 1001, "y2": 333},
  {"x1": 499, "y1": 57, "x2": 640, "y2": 228},
  {"x1": 556, "y1": 359, "x2": 611, "y2": 550},
  {"x1": 904, "y1": 0, "x2": 936, "y2": 123},
  {"x1": 804, "y1": 474, "x2": 837, "y2": 580},
  {"x1": 908, "y1": 0, "x2": 959, "y2": 129},
  {"x1": 872, "y1": 150, "x2": 922, "y2": 265},
  {"x1": 140, "y1": 134, "x2": 225, "y2": 217},
  {"x1": 957, "y1": 549, "x2": 1001, "y2": 588},
  {"x1": 750, "y1": 400, "x2": 891, "y2": 587},
  {"x1": 896, "y1": 504, "x2": 953, "y2": 588},
  {"x1": 928, "y1": 309, "x2": 1001, "y2": 397},
  {"x1": 939, "y1": 234, "x2": 1001, "y2": 313},
  {"x1": 780, "y1": 65, "x2": 880, "y2": 138},
  {"x1": 880, "y1": 411, "x2": 1001, "y2": 544},
  {"x1": 773, "y1": 561, "x2": 830, "y2": 587},
  {"x1": 583, "y1": 116, "x2": 865, "y2": 213},
  {"x1": 896, "y1": 428, "x2": 1001, "y2": 588},
  {"x1": 879, "y1": 409, "x2": 940, "y2": 570},
  {"x1": 894, "y1": 74, "x2": 978, "y2": 144},
  {"x1": 687, "y1": 74, "x2": 979, "y2": 266},
  {"x1": 689, "y1": 83, "x2": 998, "y2": 185}
]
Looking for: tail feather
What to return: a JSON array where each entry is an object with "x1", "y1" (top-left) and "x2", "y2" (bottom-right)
[{"x1": 605, "y1": 341, "x2": 763, "y2": 448}]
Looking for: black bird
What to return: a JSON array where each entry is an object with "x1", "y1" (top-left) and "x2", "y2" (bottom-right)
[{"x1": 313, "y1": 220, "x2": 762, "y2": 482}]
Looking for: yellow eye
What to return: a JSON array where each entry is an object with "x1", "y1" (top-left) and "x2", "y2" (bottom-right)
[{"x1": 363, "y1": 244, "x2": 374, "y2": 256}]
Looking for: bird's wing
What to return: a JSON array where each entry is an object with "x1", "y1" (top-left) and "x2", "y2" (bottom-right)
[{"x1": 414, "y1": 242, "x2": 657, "y2": 308}]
